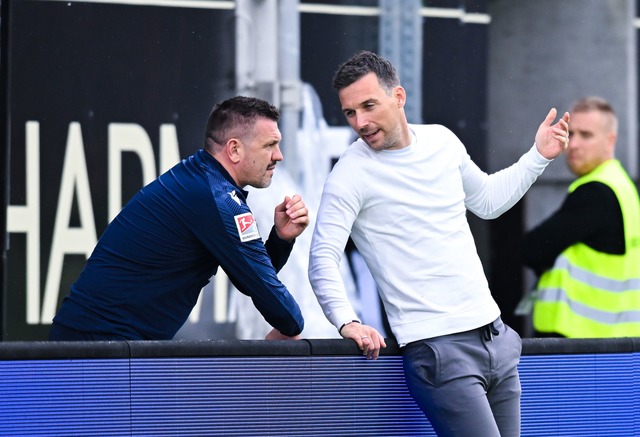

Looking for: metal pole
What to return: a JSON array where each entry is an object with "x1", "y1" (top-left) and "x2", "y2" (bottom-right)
[
  {"x1": 235, "y1": 0, "x2": 300, "y2": 176},
  {"x1": 235, "y1": 0, "x2": 279, "y2": 104},
  {"x1": 379, "y1": 0, "x2": 423, "y2": 124},
  {"x1": 278, "y1": 0, "x2": 301, "y2": 179}
]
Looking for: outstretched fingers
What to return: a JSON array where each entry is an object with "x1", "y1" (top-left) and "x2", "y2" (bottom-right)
[{"x1": 535, "y1": 108, "x2": 571, "y2": 159}]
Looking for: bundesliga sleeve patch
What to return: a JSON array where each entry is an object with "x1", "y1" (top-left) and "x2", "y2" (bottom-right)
[{"x1": 234, "y1": 212, "x2": 261, "y2": 242}]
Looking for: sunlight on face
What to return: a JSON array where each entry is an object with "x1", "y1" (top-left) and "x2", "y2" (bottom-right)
[
  {"x1": 338, "y1": 73, "x2": 409, "y2": 151},
  {"x1": 238, "y1": 118, "x2": 283, "y2": 188}
]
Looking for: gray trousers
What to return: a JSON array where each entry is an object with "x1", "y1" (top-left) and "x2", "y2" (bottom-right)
[{"x1": 402, "y1": 317, "x2": 522, "y2": 437}]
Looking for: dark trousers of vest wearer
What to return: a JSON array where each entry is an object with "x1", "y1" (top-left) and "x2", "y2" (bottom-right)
[{"x1": 402, "y1": 317, "x2": 522, "y2": 437}]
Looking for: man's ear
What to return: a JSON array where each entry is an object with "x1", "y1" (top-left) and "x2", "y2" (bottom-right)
[
  {"x1": 394, "y1": 86, "x2": 406, "y2": 108},
  {"x1": 605, "y1": 131, "x2": 617, "y2": 156},
  {"x1": 226, "y1": 139, "x2": 242, "y2": 164}
]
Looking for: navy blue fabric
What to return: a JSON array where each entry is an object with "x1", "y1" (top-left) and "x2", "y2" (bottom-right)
[
  {"x1": 52, "y1": 149, "x2": 304, "y2": 340},
  {"x1": 48, "y1": 321, "x2": 130, "y2": 341}
]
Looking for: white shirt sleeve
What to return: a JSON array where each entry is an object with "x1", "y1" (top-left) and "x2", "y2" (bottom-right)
[
  {"x1": 462, "y1": 144, "x2": 552, "y2": 219},
  {"x1": 308, "y1": 165, "x2": 362, "y2": 330}
]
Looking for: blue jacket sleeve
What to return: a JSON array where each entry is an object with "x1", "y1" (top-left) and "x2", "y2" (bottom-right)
[
  {"x1": 264, "y1": 226, "x2": 295, "y2": 272},
  {"x1": 191, "y1": 182, "x2": 304, "y2": 336}
]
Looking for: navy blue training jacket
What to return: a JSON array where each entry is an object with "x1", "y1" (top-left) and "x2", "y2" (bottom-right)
[{"x1": 53, "y1": 149, "x2": 304, "y2": 339}]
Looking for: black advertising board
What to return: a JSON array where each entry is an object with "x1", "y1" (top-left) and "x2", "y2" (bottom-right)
[
  {"x1": 4, "y1": 0, "x2": 236, "y2": 340},
  {"x1": 2, "y1": 0, "x2": 491, "y2": 341}
]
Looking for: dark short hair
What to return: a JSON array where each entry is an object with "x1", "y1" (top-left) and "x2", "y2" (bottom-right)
[
  {"x1": 332, "y1": 50, "x2": 400, "y2": 92},
  {"x1": 204, "y1": 96, "x2": 280, "y2": 149}
]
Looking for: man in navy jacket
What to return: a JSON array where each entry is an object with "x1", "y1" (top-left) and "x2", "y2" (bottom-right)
[{"x1": 50, "y1": 96, "x2": 307, "y2": 341}]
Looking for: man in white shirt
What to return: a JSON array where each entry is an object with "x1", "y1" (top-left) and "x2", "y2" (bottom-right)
[{"x1": 308, "y1": 51, "x2": 570, "y2": 437}]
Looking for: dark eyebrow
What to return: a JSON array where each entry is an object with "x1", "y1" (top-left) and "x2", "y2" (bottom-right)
[{"x1": 342, "y1": 98, "x2": 378, "y2": 114}]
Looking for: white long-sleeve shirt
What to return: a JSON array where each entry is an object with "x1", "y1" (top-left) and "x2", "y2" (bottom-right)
[{"x1": 308, "y1": 124, "x2": 551, "y2": 345}]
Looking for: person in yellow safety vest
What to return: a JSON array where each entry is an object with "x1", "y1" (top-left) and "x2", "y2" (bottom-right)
[{"x1": 523, "y1": 96, "x2": 640, "y2": 338}]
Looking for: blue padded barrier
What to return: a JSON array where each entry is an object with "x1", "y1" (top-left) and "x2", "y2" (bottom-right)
[{"x1": 1, "y1": 338, "x2": 639, "y2": 436}]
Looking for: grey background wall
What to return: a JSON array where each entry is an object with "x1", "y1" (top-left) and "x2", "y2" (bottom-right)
[{"x1": 487, "y1": 0, "x2": 638, "y2": 335}]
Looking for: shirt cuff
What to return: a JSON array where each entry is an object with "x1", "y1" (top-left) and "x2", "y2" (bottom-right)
[
  {"x1": 530, "y1": 143, "x2": 554, "y2": 164},
  {"x1": 268, "y1": 226, "x2": 295, "y2": 248}
]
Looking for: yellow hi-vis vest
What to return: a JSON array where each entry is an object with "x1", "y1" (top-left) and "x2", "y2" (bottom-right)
[{"x1": 533, "y1": 159, "x2": 640, "y2": 337}]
